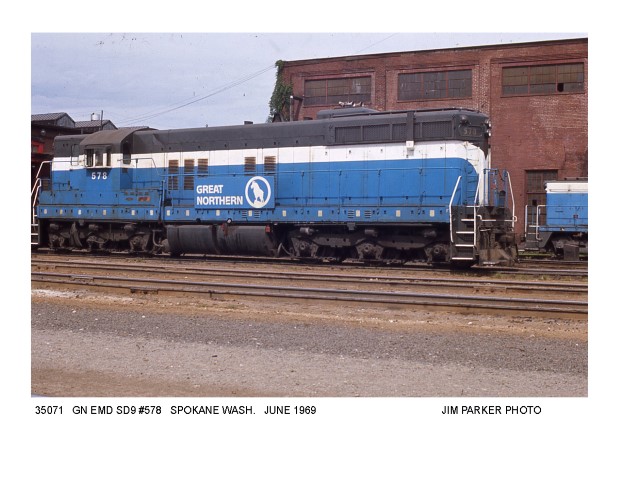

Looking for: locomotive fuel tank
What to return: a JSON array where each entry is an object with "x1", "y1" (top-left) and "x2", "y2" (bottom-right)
[{"x1": 166, "y1": 224, "x2": 279, "y2": 257}]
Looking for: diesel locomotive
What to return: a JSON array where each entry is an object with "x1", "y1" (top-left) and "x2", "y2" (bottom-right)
[
  {"x1": 32, "y1": 107, "x2": 518, "y2": 266},
  {"x1": 524, "y1": 179, "x2": 588, "y2": 258}
]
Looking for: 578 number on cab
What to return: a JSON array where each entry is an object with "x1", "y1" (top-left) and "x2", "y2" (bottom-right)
[{"x1": 91, "y1": 171, "x2": 108, "y2": 180}]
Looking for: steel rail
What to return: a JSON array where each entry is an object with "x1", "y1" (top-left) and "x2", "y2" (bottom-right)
[
  {"x1": 31, "y1": 250, "x2": 588, "y2": 277},
  {"x1": 31, "y1": 271, "x2": 588, "y2": 319},
  {"x1": 31, "y1": 258, "x2": 588, "y2": 294}
]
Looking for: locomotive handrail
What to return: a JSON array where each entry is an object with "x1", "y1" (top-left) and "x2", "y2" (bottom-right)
[
  {"x1": 31, "y1": 178, "x2": 41, "y2": 226},
  {"x1": 480, "y1": 168, "x2": 517, "y2": 229},
  {"x1": 506, "y1": 170, "x2": 516, "y2": 228},
  {"x1": 448, "y1": 176, "x2": 462, "y2": 243},
  {"x1": 31, "y1": 160, "x2": 53, "y2": 245},
  {"x1": 125, "y1": 156, "x2": 164, "y2": 176},
  {"x1": 31, "y1": 177, "x2": 42, "y2": 201},
  {"x1": 524, "y1": 204, "x2": 535, "y2": 239},
  {"x1": 524, "y1": 204, "x2": 547, "y2": 241},
  {"x1": 535, "y1": 205, "x2": 546, "y2": 240},
  {"x1": 31, "y1": 160, "x2": 52, "y2": 225},
  {"x1": 31, "y1": 160, "x2": 52, "y2": 197}
]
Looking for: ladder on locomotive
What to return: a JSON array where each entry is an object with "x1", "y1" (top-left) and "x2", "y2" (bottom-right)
[
  {"x1": 449, "y1": 175, "x2": 479, "y2": 262},
  {"x1": 31, "y1": 182, "x2": 40, "y2": 246},
  {"x1": 31, "y1": 161, "x2": 49, "y2": 246},
  {"x1": 449, "y1": 170, "x2": 515, "y2": 264},
  {"x1": 452, "y1": 207, "x2": 477, "y2": 261}
]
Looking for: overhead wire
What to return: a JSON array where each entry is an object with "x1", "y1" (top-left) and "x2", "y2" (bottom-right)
[
  {"x1": 115, "y1": 34, "x2": 397, "y2": 127},
  {"x1": 353, "y1": 33, "x2": 398, "y2": 54},
  {"x1": 117, "y1": 63, "x2": 276, "y2": 127}
]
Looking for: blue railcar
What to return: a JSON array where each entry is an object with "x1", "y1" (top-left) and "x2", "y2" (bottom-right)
[
  {"x1": 524, "y1": 180, "x2": 588, "y2": 256},
  {"x1": 33, "y1": 107, "x2": 518, "y2": 266}
]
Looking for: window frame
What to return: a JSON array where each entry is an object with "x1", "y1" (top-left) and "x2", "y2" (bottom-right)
[
  {"x1": 84, "y1": 146, "x2": 112, "y2": 168},
  {"x1": 397, "y1": 69, "x2": 472, "y2": 101},
  {"x1": 525, "y1": 169, "x2": 558, "y2": 225},
  {"x1": 502, "y1": 62, "x2": 584, "y2": 96},
  {"x1": 304, "y1": 75, "x2": 372, "y2": 106}
]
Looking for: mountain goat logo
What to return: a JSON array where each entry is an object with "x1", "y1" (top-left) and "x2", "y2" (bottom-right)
[
  {"x1": 250, "y1": 180, "x2": 264, "y2": 204},
  {"x1": 245, "y1": 176, "x2": 271, "y2": 209}
]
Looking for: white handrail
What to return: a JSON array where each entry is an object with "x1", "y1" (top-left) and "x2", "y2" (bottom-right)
[
  {"x1": 31, "y1": 160, "x2": 51, "y2": 197},
  {"x1": 31, "y1": 160, "x2": 52, "y2": 227},
  {"x1": 505, "y1": 170, "x2": 516, "y2": 228},
  {"x1": 524, "y1": 204, "x2": 546, "y2": 241},
  {"x1": 448, "y1": 176, "x2": 462, "y2": 243},
  {"x1": 535, "y1": 205, "x2": 547, "y2": 240}
]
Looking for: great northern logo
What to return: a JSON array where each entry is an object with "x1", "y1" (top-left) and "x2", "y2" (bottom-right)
[
  {"x1": 195, "y1": 176, "x2": 273, "y2": 209},
  {"x1": 245, "y1": 176, "x2": 271, "y2": 209}
]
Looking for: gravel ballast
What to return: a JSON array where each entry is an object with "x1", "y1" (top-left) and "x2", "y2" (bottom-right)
[{"x1": 31, "y1": 288, "x2": 587, "y2": 397}]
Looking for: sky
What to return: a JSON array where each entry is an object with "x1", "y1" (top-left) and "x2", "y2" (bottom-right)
[{"x1": 31, "y1": 32, "x2": 586, "y2": 130}]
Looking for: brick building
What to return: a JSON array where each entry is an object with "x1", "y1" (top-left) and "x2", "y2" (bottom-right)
[
  {"x1": 277, "y1": 38, "x2": 588, "y2": 237},
  {"x1": 31, "y1": 113, "x2": 117, "y2": 191},
  {"x1": 31, "y1": 113, "x2": 76, "y2": 193}
]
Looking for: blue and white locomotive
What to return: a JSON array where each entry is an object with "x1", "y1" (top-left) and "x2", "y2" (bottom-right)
[
  {"x1": 33, "y1": 107, "x2": 518, "y2": 266},
  {"x1": 524, "y1": 179, "x2": 588, "y2": 258}
]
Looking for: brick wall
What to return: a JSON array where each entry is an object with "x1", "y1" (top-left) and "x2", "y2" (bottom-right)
[{"x1": 280, "y1": 38, "x2": 588, "y2": 236}]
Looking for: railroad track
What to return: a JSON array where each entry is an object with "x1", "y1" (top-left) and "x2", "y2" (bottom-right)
[
  {"x1": 31, "y1": 257, "x2": 587, "y2": 294},
  {"x1": 32, "y1": 249, "x2": 588, "y2": 278},
  {"x1": 31, "y1": 257, "x2": 587, "y2": 320}
]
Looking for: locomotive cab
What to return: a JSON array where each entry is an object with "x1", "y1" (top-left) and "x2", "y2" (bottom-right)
[{"x1": 35, "y1": 128, "x2": 166, "y2": 253}]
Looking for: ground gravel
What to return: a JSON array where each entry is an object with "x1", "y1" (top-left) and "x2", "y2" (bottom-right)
[{"x1": 31, "y1": 288, "x2": 587, "y2": 397}]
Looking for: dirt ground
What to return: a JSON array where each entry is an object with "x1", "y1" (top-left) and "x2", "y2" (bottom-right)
[{"x1": 31, "y1": 287, "x2": 588, "y2": 397}]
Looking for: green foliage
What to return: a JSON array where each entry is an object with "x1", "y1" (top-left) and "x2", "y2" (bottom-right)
[{"x1": 268, "y1": 60, "x2": 293, "y2": 122}]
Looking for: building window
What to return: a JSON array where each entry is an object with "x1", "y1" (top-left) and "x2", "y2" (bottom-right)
[
  {"x1": 398, "y1": 70, "x2": 472, "y2": 101},
  {"x1": 31, "y1": 142, "x2": 44, "y2": 154},
  {"x1": 526, "y1": 170, "x2": 558, "y2": 224},
  {"x1": 304, "y1": 76, "x2": 371, "y2": 106},
  {"x1": 503, "y1": 63, "x2": 584, "y2": 95}
]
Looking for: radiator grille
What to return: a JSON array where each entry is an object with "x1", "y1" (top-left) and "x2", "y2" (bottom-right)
[
  {"x1": 417, "y1": 120, "x2": 452, "y2": 138},
  {"x1": 168, "y1": 159, "x2": 179, "y2": 190},
  {"x1": 335, "y1": 126, "x2": 362, "y2": 143},
  {"x1": 197, "y1": 158, "x2": 209, "y2": 176},
  {"x1": 184, "y1": 159, "x2": 194, "y2": 190}
]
